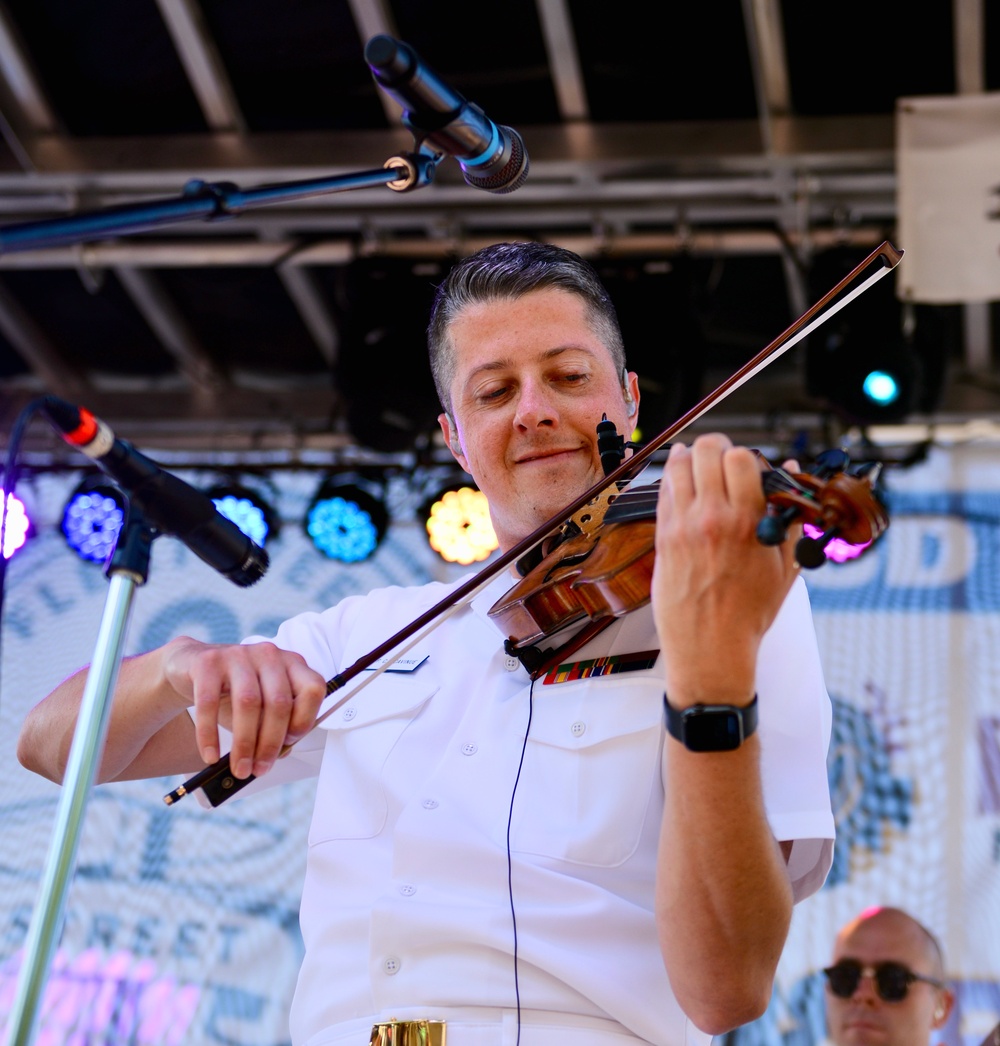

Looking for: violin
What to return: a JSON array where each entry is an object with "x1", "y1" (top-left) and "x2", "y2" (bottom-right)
[
  {"x1": 164, "y1": 239, "x2": 903, "y2": 809},
  {"x1": 488, "y1": 444, "x2": 889, "y2": 652}
]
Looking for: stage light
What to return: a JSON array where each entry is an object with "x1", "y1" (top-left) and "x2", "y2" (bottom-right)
[
  {"x1": 802, "y1": 522, "x2": 875, "y2": 564},
  {"x1": 802, "y1": 247, "x2": 953, "y2": 427},
  {"x1": 61, "y1": 476, "x2": 127, "y2": 564},
  {"x1": 335, "y1": 257, "x2": 447, "y2": 453},
  {"x1": 862, "y1": 370, "x2": 900, "y2": 407},
  {"x1": 807, "y1": 322, "x2": 921, "y2": 425},
  {"x1": 421, "y1": 481, "x2": 497, "y2": 565},
  {"x1": 206, "y1": 481, "x2": 278, "y2": 548},
  {"x1": 305, "y1": 473, "x2": 388, "y2": 563},
  {"x1": 0, "y1": 488, "x2": 30, "y2": 560}
]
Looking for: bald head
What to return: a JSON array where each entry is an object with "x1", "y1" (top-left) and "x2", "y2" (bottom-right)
[
  {"x1": 833, "y1": 907, "x2": 945, "y2": 978},
  {"x1": 825, "y1": 906, "x2": 953, "y2": 1046}
]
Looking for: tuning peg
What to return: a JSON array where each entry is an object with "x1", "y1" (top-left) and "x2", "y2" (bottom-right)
[
  {"x1": 795, "y1": 527, "x2": 835, "y2": 569},
  {"x1": 757, "y1": 505, "x2": 799, "y2": 546}
]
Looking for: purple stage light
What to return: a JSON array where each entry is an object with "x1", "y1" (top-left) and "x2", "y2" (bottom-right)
[
  {"x1": 803, "y1": 521, "x2": 873, "y2": 563},
  {"x1": 0, "y1": 489, "x2": 30, "y2": 559}
]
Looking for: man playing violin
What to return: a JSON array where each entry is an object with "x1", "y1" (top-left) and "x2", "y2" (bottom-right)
[
  {"x1": 824, "y1": 906, "x2": 955, "y2": 1046},
  {"x1": 18, "y1": 242, "x2": 835, "y2": 1046}
]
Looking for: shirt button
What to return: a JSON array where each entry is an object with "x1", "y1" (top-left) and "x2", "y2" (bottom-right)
[
  {"x1": 422, "y1": 798, "x2": 439, "y2": 809},
  {"x1": 571, "y1": 721, "x2": 586, "y2": 738},
  {"x1": 382, "y1": 957, "x2": 401, "y2": 975},
  {"x1": 342, "y1": 708, "x2": 357, "y2": 721},
  {"x1": 399, "y1": 884, "x2": 417, "y2": 896},
  {"x1": 503, "y1": 655, "x2": 521, "y2": 672},
  {"x1": 461, "y1": 742, "x2": 478, "y2": 756}
]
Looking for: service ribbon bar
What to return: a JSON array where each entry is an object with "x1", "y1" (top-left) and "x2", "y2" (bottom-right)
[{"x1": 543, "y1": 649, "x2": 658, "y2": 685}]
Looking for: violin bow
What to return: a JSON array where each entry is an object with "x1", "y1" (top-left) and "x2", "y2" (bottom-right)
[{"x1": 166, "y1": 239, "x2": 903, "y2": 807}]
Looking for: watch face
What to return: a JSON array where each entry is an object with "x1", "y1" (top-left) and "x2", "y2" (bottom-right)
[{"x1": 682, "y1": 709, "x2": 743, "y2": 752}]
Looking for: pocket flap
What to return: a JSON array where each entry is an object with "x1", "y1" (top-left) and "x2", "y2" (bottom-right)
[
  {"x1": 318, "y1": 673, "x2": 438, "y2": 730},
  {"x1": 529, "y1": 675, "x2": 663, "y2": 750}
]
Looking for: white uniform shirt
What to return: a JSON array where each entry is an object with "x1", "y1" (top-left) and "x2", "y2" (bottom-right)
[{"x1": 221, "y1": 572, "x2": 834, "y2": 1046}]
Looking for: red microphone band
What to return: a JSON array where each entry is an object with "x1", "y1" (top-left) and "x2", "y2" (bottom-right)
[{"x1": 64, "y1": 406, "x2": 99, "y2": 447}]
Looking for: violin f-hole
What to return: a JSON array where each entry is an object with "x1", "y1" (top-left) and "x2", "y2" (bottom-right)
[{"x1": 542, "y1": 543, "x2": 596, "y2": 584}]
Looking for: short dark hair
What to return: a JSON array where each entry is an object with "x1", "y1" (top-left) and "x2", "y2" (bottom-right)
[{"x1": 427, "y1": 241, "x2": 626, "y2": 415}]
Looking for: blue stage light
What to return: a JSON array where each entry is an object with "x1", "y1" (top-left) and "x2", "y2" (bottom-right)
[
  {"x1": 61, "y1": 477, "x2": 126, "y2": 564},
  {"x1": 206, "y1": 482, "x2": 278, "y2": 547},
  {"x1": 305, "y1": 474, "x2": 388, "y2": 563}
]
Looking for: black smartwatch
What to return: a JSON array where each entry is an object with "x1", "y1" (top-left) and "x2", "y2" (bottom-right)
[{"x1": 663, "y1": 692, "x2": 758, "y2": 752}]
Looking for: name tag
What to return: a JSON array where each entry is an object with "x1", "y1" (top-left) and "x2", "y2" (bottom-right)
[
  {"x1": 365, "y1": 654, "x2": 429, "y2": 673},
  {"x1": 543, "y1": 649, "x2": 659, "y2": 685}
]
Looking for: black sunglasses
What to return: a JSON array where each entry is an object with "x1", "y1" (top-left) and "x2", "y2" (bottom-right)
[{"x1": 823, "y1": 959, "x2": 946, "y2": 1002}]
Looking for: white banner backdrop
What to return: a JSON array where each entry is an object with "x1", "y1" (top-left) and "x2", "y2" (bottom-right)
[{"x1": 0, "y1": 452, "x2": 998, "y2": 1046}]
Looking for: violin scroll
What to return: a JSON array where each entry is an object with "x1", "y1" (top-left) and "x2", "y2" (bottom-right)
[{"x1": 757, "y1": 450, "x2": 889, "y2": 568}]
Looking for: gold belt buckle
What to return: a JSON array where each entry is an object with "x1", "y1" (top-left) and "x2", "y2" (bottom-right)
[{"x1": 369, "y1": 1019, "x2": 446, "y2": 1046}]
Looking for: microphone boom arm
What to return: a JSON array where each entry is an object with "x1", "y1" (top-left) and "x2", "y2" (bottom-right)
[
  {"x1": 0, "y1": 34, "x2": 531, "y2": 254},
  {"x1": 0, "y1": 154, "x2": 441, "y2": 255}
]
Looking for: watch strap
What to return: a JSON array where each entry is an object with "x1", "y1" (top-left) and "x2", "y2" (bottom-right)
[{"x1": 663, "y1": 692, "x2": 759, "y2": 751}]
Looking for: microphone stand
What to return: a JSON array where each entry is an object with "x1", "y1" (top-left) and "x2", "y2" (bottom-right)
[
  {"x1": 0, "y1": 142, "x2": 444, "y2": 1046},
  {"x1": 4, "y1": 506, "x2": 155, "y2": 1046},
  {"x1": 0, "y1": 150, "x2": 440, "y2": 253}
]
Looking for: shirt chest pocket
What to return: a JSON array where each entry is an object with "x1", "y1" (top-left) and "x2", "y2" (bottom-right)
[
  {"x1": 308, "y1": 679, "x2": 437, "y2": 845},
  {"x1": 508, "y1": 677, "x2": 664, "y2": 867}
]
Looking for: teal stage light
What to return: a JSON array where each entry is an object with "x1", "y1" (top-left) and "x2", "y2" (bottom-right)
[
  {"x1": 305, "y1": 473, "x2": 388, "y2": 563},
  {"x1": 862, "y1": 370, "x2": 901, "y2": 407}
]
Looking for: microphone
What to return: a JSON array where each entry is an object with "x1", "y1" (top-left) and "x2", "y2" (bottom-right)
[
  {"x1": 40, "y1": 396, "x2": 268, "y2": 587},
  {"x1": 364, "y1": 34, "x2": 529, "y2": 194}
]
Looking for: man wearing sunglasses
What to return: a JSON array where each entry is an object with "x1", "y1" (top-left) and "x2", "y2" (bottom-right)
[{"x1": 824, "y1": 906, "x2": 955, "y2": 1046}]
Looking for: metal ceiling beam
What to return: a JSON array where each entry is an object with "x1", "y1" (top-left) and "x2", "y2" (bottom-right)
[
  {"x1": 0, "y1": 241, "x2": 309, "y2": 268},
  {"x1": 0, "y1": 277, "x2": 89, "y2": 398},
  {"x1": 112, "y1": 266, "x2": 229, "y2": 391},
  {"x1": 742, "y1": 0, "x2": 792, "y2": 155},
  {"x1": 0, "y1": 2, "x2": 58, "y2": 171},
  {"x1": 740, "y1": 0, "x2": 809, "y2": 338},
  {"x1": 0, "y1": 116, "x2": 894, "y2": 186},
  {"x1": 0, "y1": 118, "x2": 896, "y2": 249},
  {"x1": 275, "y1": 265, "x2": 340, "y2": 366},
  {"x1": 744, "y1": 0, "x2": 791, "y2": 116},
  {"x1": 0, "y1": 225, "x2": 890, "y2": 270},
  {"x1": 345, "y1": 0, "x2": 402, "y2": 125},
  {"x1": 536, "y1": 0, "x2": 589, "y2": 120},
  {"x1": 153, "y1": 0, "x2": 247, "y2": 133},
  {"x1": 0, "y1": 5, "x2": 56, "y2": 130},
  {"x1": 0, "y1": 183, "x2": 898, "y2": 235},
  {"x1": 258, "y1": 230, "x2": 342, "y2": 365}
]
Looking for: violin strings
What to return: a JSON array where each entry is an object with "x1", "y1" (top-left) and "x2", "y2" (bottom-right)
[
  {"x1": 610, "y1": 469, "x2": 820, "y2": 510},
  {"x1": 763, "y1": 466, "x2": 819, "y2": 501}
]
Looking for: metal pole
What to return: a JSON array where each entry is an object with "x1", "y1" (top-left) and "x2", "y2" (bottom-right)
[{"x1": 3, "y1": 516, "x2": 152, "y2": 1046}]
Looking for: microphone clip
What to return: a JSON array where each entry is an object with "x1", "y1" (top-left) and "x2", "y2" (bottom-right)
[{"x1": 382, "y1": 151, "x2": 441, "y2": 193}]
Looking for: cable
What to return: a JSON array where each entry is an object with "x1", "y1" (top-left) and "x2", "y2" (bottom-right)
[{"x1": 505, "y1": 674, "x2": 535, "y2": 1046}]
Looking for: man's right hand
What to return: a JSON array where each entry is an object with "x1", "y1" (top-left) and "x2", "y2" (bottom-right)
[{"x1": 161, "y1": 636, "x2": 328, "y2": 779}]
